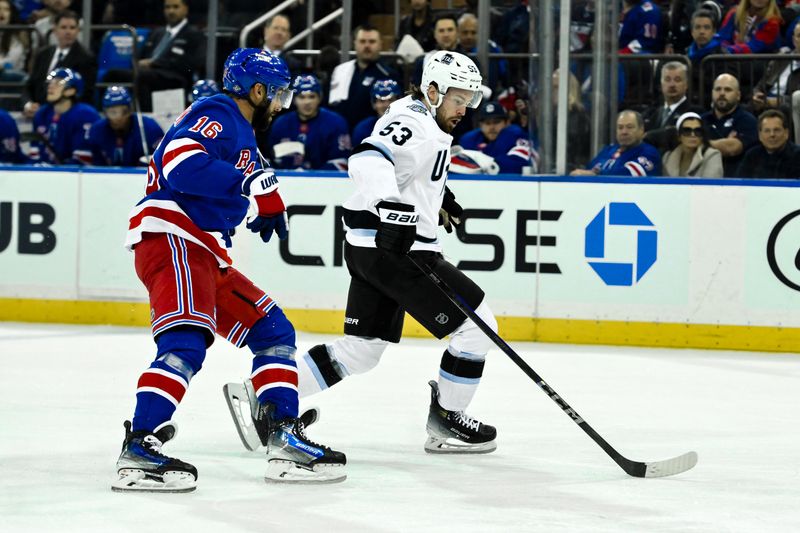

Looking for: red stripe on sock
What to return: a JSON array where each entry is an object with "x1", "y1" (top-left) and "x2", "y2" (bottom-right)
[
  {"x1": 251, "y1": 367, "x2": 298, "y2": 392},
  {"x1": 137, "y1": 371, "x2": 187, "y2": 403}
]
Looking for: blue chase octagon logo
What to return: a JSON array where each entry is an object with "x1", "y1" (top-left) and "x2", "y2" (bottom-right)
[{"x1": 584, "y1": 202, "x2": 657, "y2": 286}]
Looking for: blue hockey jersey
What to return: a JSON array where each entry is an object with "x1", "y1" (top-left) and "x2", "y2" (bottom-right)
[
  {"x1": 125, "y1": 93, "x2": 264, "y2": 266},
  {"x1": 619, "y1": 1, "x2": 663, "y2": 54},
  {"x1": 587, "y1": 142, "x2": 661, "y2": 177},
  {"x1": 0, "y1": 109, "x2": 27, "y2": 164},
  {"x1": 31, "y1": 103, "x2": 100, "y2": 165},
  {"x1": 268, "y1": 108, "x2": 351, "y2": 170},
  {"x1": 459, "y1": 124, "x2": 534, "y2": 174},
  {"x1": 83, "y1": 115, "x2": 164, "y2": 167},
  {"x1": 351, "y1": 116, "x2": 378, "y2": 147}
]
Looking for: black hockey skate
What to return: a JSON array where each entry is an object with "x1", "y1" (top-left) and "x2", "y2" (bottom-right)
[
  {"x1": 264, "y1": 406, "x2": 346, "y2": 484},
  {"x1": 425, "y1": 380, "x2": 497, "y2": 454},
  {"x1": 111, "y1": 420, "x2": 197, "y2": 493}
]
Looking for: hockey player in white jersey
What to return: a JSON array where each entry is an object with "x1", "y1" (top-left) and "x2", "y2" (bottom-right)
[{"x1": 226, "y1": 50, "x2": 499, "y2": 455}]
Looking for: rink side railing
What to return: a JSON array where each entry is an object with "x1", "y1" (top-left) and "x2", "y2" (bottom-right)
[{"x1": 1, "y1": 167, "x2": 800, "y2": 353}]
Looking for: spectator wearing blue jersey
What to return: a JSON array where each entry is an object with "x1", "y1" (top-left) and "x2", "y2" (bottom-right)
[
  {"x1": 619, "y1": 0, "x2": 665, "y2": 54},
  {"x1": 0, "y1": 108, "x2": 27, "y2": 163},
  {"x1": 458, "y1": 100, "x2": 534, "y2": 174},
  {"x1": 571, "y1": 110, "x2": 661, "y2": 177},
  {"x1": 351, "y1": 78, "x2": 401, "y2": 146},
  {"x1": 31, "y1": 68, "x2": 100, "y2": 164},
  {"x1": 83, "y1": 86, "x2": 164, "y2": 167},
  {"x1": 188, "y1": 78, "x2": 220, "y2": 104},
  {"x1": 268, "y1": 74, "x2": 351, "y2": 170}
]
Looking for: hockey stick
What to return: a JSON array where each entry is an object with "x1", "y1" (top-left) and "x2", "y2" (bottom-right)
[{"x1": 407, "y1": 254, "x2": 698, "y2": 478}]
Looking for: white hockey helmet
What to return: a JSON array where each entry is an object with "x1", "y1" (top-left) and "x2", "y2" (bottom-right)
[{"x1": 421, "y1": 50, "x2": 483, "y2": 111}]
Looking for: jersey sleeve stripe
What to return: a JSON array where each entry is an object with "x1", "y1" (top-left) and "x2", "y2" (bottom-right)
[
  {"x1": 624, "y1": 161, "x2": 646, "y2": 177},
  {"x1": 126, "y1": 200, "x2": 232, "y2": 265},
  {"x1": 351, "y1": 141, "x2": 395, "y2": 164},
  {"x1": 162, "y1": 138, "x2": 208, "y2": 179},
  {"x1": 507, "y1": 145, "x2": 531, "y2": 159}
]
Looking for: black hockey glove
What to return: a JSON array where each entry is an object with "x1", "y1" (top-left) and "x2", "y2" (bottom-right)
[
  {"x1": 375, "y1": 200, "x2": 417, "y2": 254},
  {"x1": 438, "y1": 186, "x2": 463, "y2": 233}
]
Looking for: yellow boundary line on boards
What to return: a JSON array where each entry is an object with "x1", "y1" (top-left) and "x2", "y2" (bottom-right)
[{"x1": 1, "y1": 298, "x2": 798, "y2": 353}]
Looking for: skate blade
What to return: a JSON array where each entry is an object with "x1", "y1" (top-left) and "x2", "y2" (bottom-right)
[
  {"x1": 111, "y1": 469, "x2": 197, "y2": 493},
  {"x1": 222, "y1": 382, "x2": 264, "y2": 452},
  {"x1": 264, "y1": 460, "x2": 346, "y2": 484},
  {"x1": 424, "y1": 436, "x2": 497, "y2": 455}
]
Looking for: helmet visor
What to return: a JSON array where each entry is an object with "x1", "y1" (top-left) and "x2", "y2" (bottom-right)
[
  {"x1": 443, "y1": 89, "x2": 483, "y2": 109},
  {"x1": 272, "y1": 87, "x2": 294, "y2": 109}
]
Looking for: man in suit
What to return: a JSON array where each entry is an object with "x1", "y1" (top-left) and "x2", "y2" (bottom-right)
[
  {"x1": 642, "y1": 61, "x2": 701, "y2": 151},
  {"x1": 135, "y1": 0, "x2": 204, "y2": 111},
  {"x1": 22, "y1": 9, "x2": 96, "y2": 118}
]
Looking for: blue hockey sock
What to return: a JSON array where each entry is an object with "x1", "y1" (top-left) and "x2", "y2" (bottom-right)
[{"x1": 132, "y1": 328, "x2": 206, "y2": 432}]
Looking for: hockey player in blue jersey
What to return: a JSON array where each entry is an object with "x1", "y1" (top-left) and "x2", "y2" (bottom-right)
[
  {"x1": 83, "y1": 86, "x2": 164, "y2": 167},
  {"x1": 268, "y1": 73, "x2": 352, "y2": 170},
  {"x1": 0, "y1": 109, "x2": 28, "y2": 164},
  {"x1": 31, "y1": 68, "x2": 100, "y2": 164},
  {"x1": 457, "y1": 100, "x2": 533, "y2": 174},
  {"x1": 619, "y1": 0, "x2": 664, "y2": 54},
  {"x1": 571, "y1": 110, "x2": 661, "y2": 177},
  {"x1": 351, "y1": 78, "x2": 402, "y2": 146},
  {"x1": 113, "y1": 48, "x2": 346, "y2": 493},
  {"x1": 188, "y1": 79, "x2": 220, "y2": 103}
]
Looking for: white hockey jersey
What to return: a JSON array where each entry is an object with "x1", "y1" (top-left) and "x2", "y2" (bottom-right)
[{"x1": 343, "y1": 95, "x2": 452, "y2": 252}]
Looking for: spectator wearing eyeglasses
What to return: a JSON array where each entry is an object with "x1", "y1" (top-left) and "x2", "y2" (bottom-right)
[
  {"x1": 662, "y1": 112, "x2": 723, "y2": 177},
  {"x1": 736, "y1": 109, "x2": 800, "y2": 179}
]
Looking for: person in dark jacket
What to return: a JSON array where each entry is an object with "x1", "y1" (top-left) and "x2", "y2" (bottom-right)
[
  {"x1": 702, "y1": 73, "x2": 758, "y2": 176},
  {"x1": 395, "y1": 0, "x2": 435, "y2": 51},
  {"x1": 737, "y1": 109, "x2": 800, "y2": 179},
  {"x1": 22, "y1": 10, "x2": 96, "y2": 117}
]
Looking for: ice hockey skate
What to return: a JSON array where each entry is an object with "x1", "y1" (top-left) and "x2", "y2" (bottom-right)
[
  {"x1": 425, "y1": 380, "x2": 497, "y2": 454},
  {"x1": 262, "y1": 405, "x2": 346, "y2": 484},
  {"x1": 223, "y1": 379, "x2": 319, "y2": 452},
  {"x1": 111, "y1": 420, "x2": 197, "y2": 493}
]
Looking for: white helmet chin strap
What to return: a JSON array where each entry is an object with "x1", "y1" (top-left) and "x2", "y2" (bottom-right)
[{"x1": 423, "y1": 85, "x2": 444, "y2": 118}]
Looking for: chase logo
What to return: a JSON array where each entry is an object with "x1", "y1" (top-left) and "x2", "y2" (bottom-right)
[{"x1": 585, "y1": 202, "x2": 657, "y2": 286}]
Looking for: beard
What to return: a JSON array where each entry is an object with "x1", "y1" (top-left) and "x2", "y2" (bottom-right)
[
  {"x1": 713, "y1": 98, "x2": 735, "y2": 114},
  {"x1": 435, "y1": 113, "x2": 459, "y2": 134},
  {"x1": 252, "y1": 102, "x2": 273, "y2": 132}
]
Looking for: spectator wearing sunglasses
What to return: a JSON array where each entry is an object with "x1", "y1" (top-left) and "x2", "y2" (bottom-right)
[
  {"x1": 662, "y1": 112, "x2": 723, "y2": 177},
  {"x1": 736, "y1": 109, "x2": 800, "y2": 179}
]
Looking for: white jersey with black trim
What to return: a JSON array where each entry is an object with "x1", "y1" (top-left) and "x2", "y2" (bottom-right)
[{"x1": 343, "y1": 95, "x2": 452, "y2": 252}]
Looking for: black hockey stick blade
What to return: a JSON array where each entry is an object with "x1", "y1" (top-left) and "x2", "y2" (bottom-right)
[{"x1": 407, "y1": 254, "x2": 698, "y2": 478}]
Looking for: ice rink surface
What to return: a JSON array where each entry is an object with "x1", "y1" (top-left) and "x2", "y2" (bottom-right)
[{"x1": 1, "y1": 322, "x2": 798, "y2": 532}]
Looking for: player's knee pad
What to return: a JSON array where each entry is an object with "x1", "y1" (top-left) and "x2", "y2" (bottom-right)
[
  {"x1": 448, "y1": 300, "x2": 497, "y2": 360},
  {"x1": 245, "y1": 307, "x2": 297, "y2": 355},
  {"x1": 154, "y1": 327, "x2": 207, "y2": 377},
  {"x1": 330, "y1": 335, "x2": 389, "y2": 375}
]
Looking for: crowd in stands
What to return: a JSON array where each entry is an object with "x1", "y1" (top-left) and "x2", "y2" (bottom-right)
[{"x1": 2, "y1": 0, "x2": 800, "y2": 179}]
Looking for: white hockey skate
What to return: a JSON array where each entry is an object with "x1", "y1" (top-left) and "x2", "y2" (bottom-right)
[
  {"x1": 223, "y1": 379, "x2": 319, "y2": 452},
  {"x1": 424, "y1": 381, "x2": 497, "y2": 454},
  {"x1": 111, "y1": 420, "x2": 197, "y2": 493}
]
